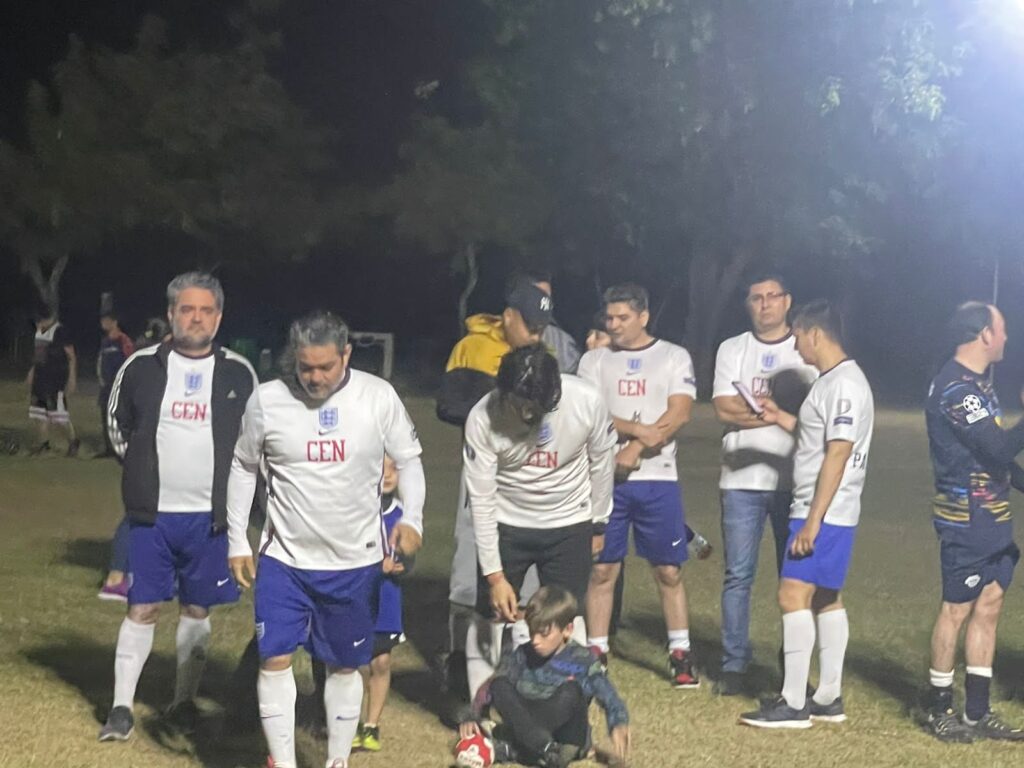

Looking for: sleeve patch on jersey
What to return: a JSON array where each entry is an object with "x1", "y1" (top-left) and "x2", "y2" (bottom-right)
[
  {"x1": 966, "y1": 408, "x2": 990, "y2": 424},
  {"x1": 962, "y1": 394, "x2": 983, "y2": 413},
  {"x1": 464, "y1": 443, "x2": 476, "y2": 461},
  {"x1": 833, "y1": 416, "x2": 853, "y2": 426},
  {"x1": 683, "y1": 377, "x2": 696, "y2": 386}
]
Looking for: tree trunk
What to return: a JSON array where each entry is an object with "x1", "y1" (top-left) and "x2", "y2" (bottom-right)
[
  {"x1": 22, "y1": 252, "x2": 70, "y2": 316},
  {"x1": 684, "y1": 247, "x2": 753, "y2": 398},
  {"x1": 456, "y1": 242, "x2": 479, "y2": 334}
]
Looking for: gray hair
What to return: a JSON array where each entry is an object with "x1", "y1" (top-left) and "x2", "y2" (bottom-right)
[
  {"x1": 167, "y1": 271, "x2": 225, "y2": 311},
  {"x1": 288, "y1": 311, "x2": 350, "y2": 357},
  {"x1": 603, "y1": 282, "x2": 649, "y2": 314}
]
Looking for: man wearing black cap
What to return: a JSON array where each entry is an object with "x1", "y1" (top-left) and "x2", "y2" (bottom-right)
[
  {"x1": 923, "y1": 301, "x2": 1024, "y2": 742},
  {"x1": 437, "y1": 275, "x2": 553, "y2": 698}
]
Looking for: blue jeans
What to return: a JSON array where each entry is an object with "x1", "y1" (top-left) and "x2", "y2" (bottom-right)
[
  {"x1": 110, "y1": 517, "x2": 130, "y2": 572},
  {"x1": 720, "y1": 489, "x2": 791, "y2": 673}
]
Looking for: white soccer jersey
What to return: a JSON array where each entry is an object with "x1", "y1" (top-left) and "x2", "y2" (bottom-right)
[
  {"x1": 577, "y1": 340, "x2": 697, "y2": 482},
  {"x1": 463, "y1": 375, "x2": 617, "y2": 576},
  {"x1": 226, "y1": 370, "x2": 422, "y2": 570},
  {"x1": 157, "y1": 351, "x2": 217, "y2": 511},
  {"x1": 790, "y1": 359, "x2": 874, "y2": 527},
  {"x1": 712, "y1": 332, "x2": 818, "y2": 491}
]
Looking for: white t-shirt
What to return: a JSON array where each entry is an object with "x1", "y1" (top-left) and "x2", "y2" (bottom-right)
[
  {"x1": 577, "y1": 340, "x2": 697, "y2": 482},
  {"x1": 157, "y1": 351, "x2": 217, "y2": 511},
  {"x1": 226, "y1": 370, "x2": 422, "y2": 570},
  {"x1": 790, "y1": 359, "x2": 874, "y2": 527},
  {"x1": 712, "y1": 332, "x2": 818, "y2": 491},
  {"x1": 463, "y1": 375, "x2": 617, "y2": 576}
]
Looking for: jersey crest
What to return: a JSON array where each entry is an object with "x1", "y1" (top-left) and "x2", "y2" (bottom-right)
[
  {"x1": 626, "y1": 358, "x2": 642, "y2": 374},
  {"x1": 318, "y1": 406, "x2": 339, "y2": 432},
  {"x1": 761, "y1": 351, "x2": 777, "y2": 371},
  {"x1": 184, "y1": 371, "x2": 203, "y2": 396}
]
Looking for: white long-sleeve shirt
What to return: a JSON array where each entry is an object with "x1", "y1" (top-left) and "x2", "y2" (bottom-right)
[
  {"x1": 464, "y1": 374, "x2": 617, "y2": 576},
  {"x1": 226, "y1": 370, "x2": 423, "y2": 570}
]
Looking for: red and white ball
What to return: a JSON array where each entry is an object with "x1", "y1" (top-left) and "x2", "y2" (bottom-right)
[{"x1": 453, "y1": 732, "x2": 495, "y2": 768}]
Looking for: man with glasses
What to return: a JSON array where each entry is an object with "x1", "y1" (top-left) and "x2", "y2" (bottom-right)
[{"x1": 711, "y1": 273, "x2": 816, "y2": 695}]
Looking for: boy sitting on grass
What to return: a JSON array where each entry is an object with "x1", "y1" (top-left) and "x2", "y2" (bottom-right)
[{"x1": 459, "y1": 586, "x2": 630, "y2": 768}]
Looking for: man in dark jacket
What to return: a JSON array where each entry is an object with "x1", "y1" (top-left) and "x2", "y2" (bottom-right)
[
  {"x1": 98, "y1": 271, "x2": 257, "y2": 743},
  {"x1": 96, "y1": 310, "x2": 134, "y2": 458}
]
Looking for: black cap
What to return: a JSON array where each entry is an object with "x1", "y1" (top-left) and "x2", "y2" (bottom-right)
[{"x1": 505, "y1": 278, "x2": 553, "y2": 332}]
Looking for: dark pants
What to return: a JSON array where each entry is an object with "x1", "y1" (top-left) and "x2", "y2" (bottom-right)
[
  {"x1": 476, "y1": 522, "x2": 592, "y2": 617},
  {"x1": 490, "y1": 678, "x2": 588, "y2": 761},
  {"x1": 109, "y1": 517, "x2": 130, "y2": 572}
]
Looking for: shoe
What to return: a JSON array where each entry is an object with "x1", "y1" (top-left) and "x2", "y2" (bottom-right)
[
  {"x1": 926, "y1": 706, "x2": 974, "y2": 743},
  {"x1": 689, "y1": 532, "x2": 713, "y2": 560},
  {"x1": 164, "y1": 699, "x2": 199, "y2": 734},
  {"x1": 351, "y1": 722, "x2": 364, "y2": 749},
  {"x1": 966, "y1": 710, "x2": 1024, "y2": 741},
  {"x1": 98, "y1": 705, "x2": 134, "y2": 741},
  {"x1": 28, "y1": 441, "x2": 51, "y2": 456},
  {"x1": 492, "y1": 737, "x2": 518, "y2": 764},
  {"x1": 809, "y1": 696, "x2": 847, "y2": 723},
  {"x1": 668, "y1": 649, "x2": 700, "y2": 689},
  {"x1": 361, "y1": 724, "x2": 382, "y2": 751},
  {"x1": 588, "y1": 645, "x2": 609, "y2": 672},
  {"x1": 540, "y1": 741, "x2": 578, "y2": 768},
  {"x1": 97, "y1": 581, "x2": 129, "y2": 602},
  {"x1": 739, "y1": 695, "x2": 812, "y2": 729},
  {"x1": 66, "y1": 438, "x2": 81, "y2": 457},
  {"x1": 713, "y1": 670, "x2": 745, "y2": 696}
]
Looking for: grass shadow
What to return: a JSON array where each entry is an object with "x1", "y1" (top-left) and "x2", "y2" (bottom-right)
[
  {"x1": 22, "y1": 630, "x2": 270, "y2": 768},
  {"x1": 612, "y1": 612, "x2": 722, "y2": 682},
  {"x1": 57, "y1": 538, "x2": 111, "y2": 573},
  {"x1": 844, "y1": 641, "x2": 921, "y2": 715}
]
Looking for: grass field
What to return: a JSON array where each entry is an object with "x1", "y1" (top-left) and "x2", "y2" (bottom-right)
[{"x1": 1, "y1": 379, "x2": 1023, "y2": 768}]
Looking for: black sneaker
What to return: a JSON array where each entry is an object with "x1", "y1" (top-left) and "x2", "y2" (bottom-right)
[
  {"x1": 491, "y1": 737, "x2": 519, "y2": 764},
  {"x1": 66, "y1": 438, "x2": 81, "y2": 457},
  {"x1": 966, "y1": 711, "x2": 1024, "y2": 741},
  {"x1": 713, "y1": 670, "x2": 745, "y2": 696},
  {"x1": 739, "y1": 695, "x2": 812, "y2": 729},
  {"x1": 808, "y1": 696, "x2": 847, "y2": 723},
  {"x1": 926, "y1": 707, "x2": 974, "y2": 743},
  {"x1": 164, "y1": 700, "x2": 200, "y2": 734},
  {"x1": 588, "y1": 645, "x2": 609, "y2": 672},
  {"x1": 98, "y1": 706, "x2": 134, "y2": 741},
  {"x1": 668, "y1": 649, "x2": 700, "y2": 688}
]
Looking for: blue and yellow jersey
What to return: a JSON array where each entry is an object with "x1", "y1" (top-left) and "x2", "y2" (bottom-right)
[{"x1": 926, "y1": 359, "x2": 1019, "y2": 551}]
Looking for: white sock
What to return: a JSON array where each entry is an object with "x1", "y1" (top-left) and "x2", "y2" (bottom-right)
[
  {"x1": 667, "y1": 629, "x2": 691, "y2": 652},
  {"x1": 113, "y1": 618, "x2": 155, "y2": 709},
  {"x1": 570, "y1": 616, "x2": 587, "y2": 647},
  {"x1": 812, "y1": 609, "x2": 849, "y2": 706},
  {"x1": 325, "y1": 670, "x2": 362, "y2": 767},
  {"x1": 966, "y1": 665, "x2": 993, "y2": 678},
  {"x1": 466, "y1": 620, "x2": 501, "y2": 701},
  {"x1": 173, "y1": 615, "x2": 211, "y2": 705},
  {"x1": 929, "y1": 668, "x2": 955, "y2": 688},
  {"x1": 588, "y1": 635, "x2": 610, "y2": 654},
  {"x1": 781, "y1": 610, "x2": 815, "y2": 710},
  {"x1": 258, "y1": 667, "x2": 297, "y2": 768}
]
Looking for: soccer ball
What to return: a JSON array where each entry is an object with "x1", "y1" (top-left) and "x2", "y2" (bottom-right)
[{"x1": 453, "y1": 732, "x2": 494, "y2": 768}]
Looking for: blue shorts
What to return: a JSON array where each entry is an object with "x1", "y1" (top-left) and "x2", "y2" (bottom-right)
[
  {"x1": 128, "y1": 513, "x2": 239, "y2": 607},
  {"x1": 936, "y1": 529, "x2": 1019, "y2": 604},
  {"x1": 780, "y1": 519, "x2": 856, "y2": 591},
  {"x1": 598, "y1": 481, "x2": 688, "y2": 566},
  {"x1": 254, "y1": 555, "x2": 381, "y2": 669}
]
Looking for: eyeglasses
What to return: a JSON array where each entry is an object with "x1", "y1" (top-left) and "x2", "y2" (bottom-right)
[{"x1": 746, "y1": 291, "x2": 788, "y2": 306}]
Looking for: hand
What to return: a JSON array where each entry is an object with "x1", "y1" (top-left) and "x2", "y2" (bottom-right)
[
  {"x1": 382, "y1": 555, "x2": 400, "y2": 576},
  {"x1": 634, "y1": 423, "x2": 662, "y2": 449},
  {"x1": 610, "y1": 725, "x2": 631, "y2": 762},
  {"x1": 487, "y1": 574, "x2": 519, "y2": 623},
  {"x1": 592, "y1": 534, "x2": 605, "y2": 560},
  {"x1": 389, "y1": 522, "x2": 422, "y2": 562},
  {"x1": 229, "y1": 555, "x2": 256, "y2": 589},
  {"x1": 615, "y1": 441, "x2": 643, "y2": 470},
  {"x1": 760, "y1": 399, "x2": 796, "y2": 432},
  {"x1": 459, "y1": 720, "x2": 481, "y2": 740},
  {"x1": 789, "y1": 520, "x2": 820, "y2": 558}
]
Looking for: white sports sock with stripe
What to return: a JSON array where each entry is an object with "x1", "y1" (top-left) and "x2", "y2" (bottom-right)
[
  {"x1": 113, "y1": 618, "x2": 155, "y2": 710},
  {"x1": 325, "y1": 670, "x2": 362, "y2": 767},
  {"x1": 258, "y1": 667, "x2": 297, "y2": 768}
]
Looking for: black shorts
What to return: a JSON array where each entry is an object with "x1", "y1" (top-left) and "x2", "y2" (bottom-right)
[
  {"x1": 29, "y1": 381, "x2": 69, "y2": 423},
  {"x1": 476, "y1": 521, "x2": 592, "y2": 617},
  {"x1": 372, "y1": 632, "x2": 404, "y2": 658},
  {"x1": 939, "y1": 538, "x2": 1019, "y2": 604}
]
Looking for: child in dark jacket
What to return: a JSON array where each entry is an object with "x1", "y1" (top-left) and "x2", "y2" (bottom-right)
[{"x1": 459, "y1": 586, "x2": 630, "y2": 768}]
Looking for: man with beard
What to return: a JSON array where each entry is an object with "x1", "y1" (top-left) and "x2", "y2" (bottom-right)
[
  {"x1": 226, "y1": 310, "x2": 425, "y2": 768},
  {"x1": 99, "y1": 272, "x2": 257, "y2": 741}
]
